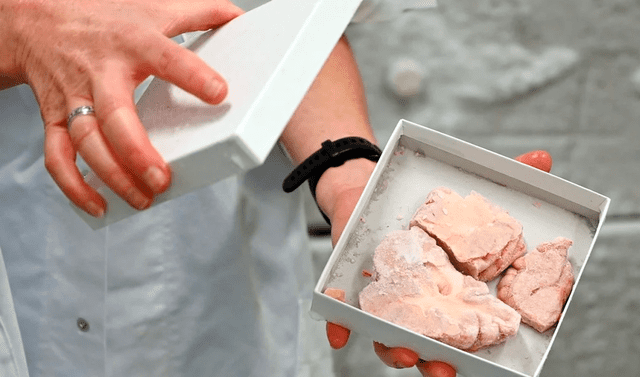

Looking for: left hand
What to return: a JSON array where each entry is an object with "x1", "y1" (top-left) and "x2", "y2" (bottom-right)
[
  {"x1": 2, "y1": 0, "x2": 243, "y2": 216},
  {"x1": 322, "y1": 150, "x2": 553, "y2": 376}
]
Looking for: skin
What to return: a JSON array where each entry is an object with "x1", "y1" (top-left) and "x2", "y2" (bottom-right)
[
  {"x1": 281, "y1": 35, "x2": 461, "y2": 377},
  {"x1": 0, "y1": 0, "x2": 243, "y2": 217},
  {"x1": 515, "y1": 150, "x2": 552, "y2": 173},
  {"x1": 1, "y1": 0, "x2": 435, "y2": 372},
  {"x1": 1, "y1": 1, "x2": 554, "y2": 373}
]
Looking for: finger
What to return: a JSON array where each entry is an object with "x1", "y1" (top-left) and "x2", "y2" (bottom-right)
[
  {"x1": 373, "y1": 342, "x2": 420, "y2": 369},
  {"x1": 323, "y1": 288, "x2": 351, "y2": 349},
  {"x1": 515, "y1": 150, "x2": 552, "y2": 173},
  {"x1": 167, "y1": 0, "x2": 244, "y2": 35},
  {"x1": 137, "y1": 33, "x2": 229, "y2": 104},
  {"x1": 67, "y1": 97, "x2": 154, "y2": 211},
  {"x1": 416, "y1": 360, "x2": 457, "y2": 377},
  {"x1": 91, "y1": 73, "x2": 171, "y2": 196},
  {"x1": 44, "y1": 120, "x2": 107, "y2": 217},
  {"x1": 326, "y1": 322, "x2": 350, "y2": 349}
]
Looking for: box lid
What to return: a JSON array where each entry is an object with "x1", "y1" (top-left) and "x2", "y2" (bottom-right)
[{"x1": 76, "y1": 0, "x2": 364, "y2": 228}]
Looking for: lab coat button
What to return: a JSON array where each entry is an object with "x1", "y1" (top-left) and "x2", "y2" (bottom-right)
[{"x1": 77, "y1": 318, "x2": 90, "y2": 332}]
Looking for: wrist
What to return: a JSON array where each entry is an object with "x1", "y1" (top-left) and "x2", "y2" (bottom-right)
[
  {"x1": 314, "y1": 158, "x2": 376, "y2": 222},
  {"x1": 281, "y1": 136, "x2": 380, "y2": 224}
]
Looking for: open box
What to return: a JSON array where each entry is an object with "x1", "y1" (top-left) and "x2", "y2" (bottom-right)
[
  {"x1": 75, "y1": 0, "x2": 364, "y2": 229},
  {"x1": 311, "y1": 120, "x2": 610, "y2": 377}
]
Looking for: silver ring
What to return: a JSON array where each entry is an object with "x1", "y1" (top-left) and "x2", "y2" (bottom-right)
[{"x1": 67, "y1": 105, "x2": 95, "y2": 128}]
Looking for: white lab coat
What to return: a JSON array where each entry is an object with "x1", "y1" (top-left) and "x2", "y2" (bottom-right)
[
  {"x1": 0, "y1": 83, "x2": 332, "y2": 376},
  {"x1": 0, "y1": 1, "x2": 437, "y2": 376}
]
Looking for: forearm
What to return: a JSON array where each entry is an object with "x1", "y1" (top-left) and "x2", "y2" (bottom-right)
[{"x1": 279, "y1": 35, "x2": 377, "y2": 221}]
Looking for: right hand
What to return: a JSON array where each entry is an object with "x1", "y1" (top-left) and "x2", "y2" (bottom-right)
[
  {"x1": 321, "y1": 165, "x2": 456, "y2": 377},
  {"x1": 326, "y1": 298, "x2": 457, "y2": 377},
  {"x1": 373, "y1": 341, "x2": 457, "y2": 377},
  {"x1": 1, "y1": 0, "x2": 243, "y2": 217},
  {"x1": 325, "y1": 150, "x2": 554, "y2": 376}
]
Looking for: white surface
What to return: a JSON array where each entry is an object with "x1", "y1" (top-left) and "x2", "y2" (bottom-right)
[
  {"x1": 77, "y1": 0, "x2": 364, "y2": 228},
  {"x1": 311, "y1": 120, "x2": 610, "y2": 377},
  {"x1": 0, "y1": 247, "x2": 29, "y2": 377}
]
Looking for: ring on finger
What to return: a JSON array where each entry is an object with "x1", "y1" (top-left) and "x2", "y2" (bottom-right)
[{"x1": 67, "y1": 105, "x2": 96, "y2": 128}]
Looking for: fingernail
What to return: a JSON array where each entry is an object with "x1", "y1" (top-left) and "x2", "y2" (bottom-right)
[
  {"x1": 86, "y1": 201, "x2": 105, "y2": 218},
  {"x1": 127, "y1": 188, "x2": 152, "y2": 210},
  {"x1": 204, "y1": 79, "x2": 226, "y2": 103},
  {"x1": 393, "y1": 348, "x2": 419, "y2": 368},
  {"x1": 143, "y1": 166, "x2": 169, "y2": 194}
]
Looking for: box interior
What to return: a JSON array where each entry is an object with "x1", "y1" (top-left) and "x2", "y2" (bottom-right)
[{"x1": 313, "y1": 120, "x2": 609, "y2": 377}]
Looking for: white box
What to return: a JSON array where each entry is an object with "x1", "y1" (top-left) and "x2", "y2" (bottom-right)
[
  {"x1": 311, "y1": 120, "x2": 610, "y2": 377},
  {"x1": 77, "y1": 0, "x2": 364, "y2": 228}
]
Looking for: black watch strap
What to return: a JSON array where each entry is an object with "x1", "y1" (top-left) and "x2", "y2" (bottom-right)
[{"x1": 282, "y1": 137, "x2": 382, "y2": 224}]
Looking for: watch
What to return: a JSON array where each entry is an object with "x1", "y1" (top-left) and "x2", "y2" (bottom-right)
[{"x1": 282, "y1": 137, "x2": 382, "y2": 224}]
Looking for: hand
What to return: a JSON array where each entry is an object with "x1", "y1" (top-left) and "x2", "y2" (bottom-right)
[
  {"x1": 323, "y1": 150, "x2": 553, "y2": 376},
  {"x1": 2, "y1": 0, "x2": 243, "y2": 217}
]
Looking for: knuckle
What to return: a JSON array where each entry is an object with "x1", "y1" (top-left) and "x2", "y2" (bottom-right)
[
  {"x1": 162, "y1": 17, "x2": 183, "y2": 36},
  {"x1": 96, "y1": 95, "x2": 130, "y2": 124},
  {"x1": 69, "y1": 122, "x2": 97, "y2": 149},
  {"x1": 184, "y1": 65, "x2": 208, "y2": 93},
  {"x1": 41, "y1": 102, "x2": 66, "y2": 127},
  {"x1": 124, "y1": 147, "x2": 148, "y2": 171},
  {"x1": 43, "y1": 152, "x2": 59, "y2": 176},
  {"x1": 44, "y1": 160, "x2": 79, "y2": 198},
  {"x1": 57, "y1": 178, "x2": 80, "y2": 199},
  {"x1": 111, "y1": 23, "x2": 142, "y2": 51},
  {"x1": 43, "y1": 116, "x2": 65, "y2": 131},
  {"x1": 155, "y1": 46, "x2": 179, "y2": 76},
  {"x1": 105, "y1": 168, "x2": 134, "y2": 196}
]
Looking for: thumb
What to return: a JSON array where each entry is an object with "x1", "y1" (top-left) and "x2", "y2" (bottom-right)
[
  {"x1": 168, "y1": 1, "x2": 244, "y2": 35},
  {"x1": 323, "y1": 288, "x2": 351, "y2": 349}
]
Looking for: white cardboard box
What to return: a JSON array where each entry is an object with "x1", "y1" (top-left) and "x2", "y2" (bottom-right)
[
  {"x1": 311, "y1": 119, "x2": 610, "y2": 377},
  {"x1": 77, "y1": 0, "x2": 364, "y2": 228}
]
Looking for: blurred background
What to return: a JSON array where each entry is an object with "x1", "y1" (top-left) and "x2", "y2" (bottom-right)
[{"x1": 242, "y1": 0, "x2": 640, "y2": 376}]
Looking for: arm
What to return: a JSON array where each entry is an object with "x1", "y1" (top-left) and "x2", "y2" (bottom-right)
[
  {"x1": 280, "y1": 35, "x2": 552, "y2": 377},
  {"x1": 279, "y1": 36, "x2": 457, "y2": 377},
  {"x1": 280, "y1": 36, "x2": 376, "y2": 244}
]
